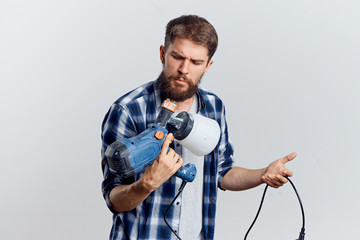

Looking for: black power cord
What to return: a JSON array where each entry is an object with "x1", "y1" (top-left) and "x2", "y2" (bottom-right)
[
  {"x1": 165, "y1": 178, "x2": 306, "y2": 240},
  {"x1": 164, "y1": 181, "x2": 187, "y2": 240},
  {"x1": 244, "y1": 177, "x2": 306, "y2": 240}
]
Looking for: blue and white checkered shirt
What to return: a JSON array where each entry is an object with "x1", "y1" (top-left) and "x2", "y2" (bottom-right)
[{"x1": 101, "y1": 79, "x2": 234, "y2": 240}]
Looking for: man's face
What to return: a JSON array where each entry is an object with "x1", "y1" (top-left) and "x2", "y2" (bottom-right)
[{"x1": 159, "y1": 38, "x2": 213, "y2": 102}]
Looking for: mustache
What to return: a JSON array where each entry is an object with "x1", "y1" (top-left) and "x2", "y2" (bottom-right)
[{"x1": 169, "y1": 74, "x2": 189, "y2": 82}]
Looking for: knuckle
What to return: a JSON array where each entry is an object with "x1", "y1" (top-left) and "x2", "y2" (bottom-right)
[
  {"x1": 157, "y1": 155, "x2": 164, "y2": 162},
  {"x1": 163, "y1": 161, "x2": 172, "y2": 169}
]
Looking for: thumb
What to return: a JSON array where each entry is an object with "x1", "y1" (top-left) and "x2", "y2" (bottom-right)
[{"x1": 280, "y1": 152, "x2": 297, "y2": 164}]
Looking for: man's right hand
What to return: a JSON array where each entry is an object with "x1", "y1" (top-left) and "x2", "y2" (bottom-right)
[
  {"x1": 109, "y1": 133, "x2": 183, "y2": 212},
  {"x1": 142, "y1": 133, "x2": 183, "y2": 192}
]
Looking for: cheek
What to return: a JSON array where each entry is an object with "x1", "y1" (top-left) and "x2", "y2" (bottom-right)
[
  {"x1": 193, "y1": 67, "x2": 206, "y2": 78},
  {"x1": 164, "y1": 58, "x2": 179, "y2": 70}
]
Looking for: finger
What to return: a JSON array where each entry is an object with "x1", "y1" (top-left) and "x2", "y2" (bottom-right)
[
  {"x1": 279, "y1": 152, "x2": 297, "y2": 164},
  {"x1": 282, "y1": 168, "x2": 293, "y2": 177},
  {"x1": 262, "y1": 174, "x2": 276, "y2": 185},
  {"x1": 275, "y1": 174, "x2": 288, "y2": 184},
  {"x1": 267, "y1": 174, "x2": 283, "y2": 186},
  {"x1": 169, "y1": 155, "x2": 183, "y2": 175},
  {"x1": 166, "y1": 148, "x2": 176, "y2": 159},
  {"x1": 175, "y1": 157, "x2": 183, "y2": 168},
  {"x1": 262, "y1": 176, "x2": 279, "y2": 188},
  {"x1": 160, "y1": 133, "x2": 174, "y2": 155},
  {"x1": 270, "y1": 183, "x2": 281, "y2": 188}
]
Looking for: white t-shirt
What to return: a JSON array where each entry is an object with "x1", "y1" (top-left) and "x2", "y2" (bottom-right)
[{"x1": 178, "y1": 95, "x2": 204, "y2": 240}]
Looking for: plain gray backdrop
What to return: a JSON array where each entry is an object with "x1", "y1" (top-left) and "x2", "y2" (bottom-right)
[{"x1": 1, "y1": 0, "x2": 359, "y2": 239}]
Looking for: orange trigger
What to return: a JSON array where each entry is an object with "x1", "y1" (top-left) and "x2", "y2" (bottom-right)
[{"x1": 155, "y1": 131, "x2": 164, "y2": 140}]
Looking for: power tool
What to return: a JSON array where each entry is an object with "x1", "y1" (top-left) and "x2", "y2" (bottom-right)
[{"x1": 105, "y1": 99, "x2": 220, "y2": 182}]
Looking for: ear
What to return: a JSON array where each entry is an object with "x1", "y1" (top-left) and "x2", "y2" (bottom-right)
[
  {"x1": 160, "y1": 45, "x2": 165, "y2": 63},
  {"x1": 204, "y1": 59, "x2": 213, "y2": 73}
]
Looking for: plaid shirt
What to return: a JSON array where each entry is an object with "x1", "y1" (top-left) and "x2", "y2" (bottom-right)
[{"x1": 101, "y1": 79, "x2": 234, "y2": 240}]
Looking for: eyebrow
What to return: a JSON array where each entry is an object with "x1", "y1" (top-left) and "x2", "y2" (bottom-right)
[{"x1": 171, "y1": 51, "x2": 205, "y2": 63}]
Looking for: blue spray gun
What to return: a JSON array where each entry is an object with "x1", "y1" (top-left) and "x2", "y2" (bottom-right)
[{"x1": 105, "y1": 99, "x2": 220, "y2": 183}]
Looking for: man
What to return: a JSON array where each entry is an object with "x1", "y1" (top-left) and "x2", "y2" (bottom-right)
[{"x1": 101, "y1": 15, "x2": 297, "y2": 240}]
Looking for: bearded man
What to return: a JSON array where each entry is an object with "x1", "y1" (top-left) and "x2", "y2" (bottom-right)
[{"x1": 101, "y1": 15, "x2": 297, "y2": 240}]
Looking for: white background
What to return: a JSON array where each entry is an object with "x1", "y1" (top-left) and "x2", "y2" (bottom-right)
[{"x1": 1, "y1": 0, "x2": 359, "y2": 239}]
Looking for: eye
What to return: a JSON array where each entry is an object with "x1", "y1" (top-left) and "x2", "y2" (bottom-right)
[
  {"x1": 192, "y1": 59, "x2": 206, "y2": 66},
  {"x1": 171, "y1": 53, "x2": 183, "y2": 60}
]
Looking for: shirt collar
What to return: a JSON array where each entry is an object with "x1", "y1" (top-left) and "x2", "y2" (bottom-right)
[{"x1": 153, "y1": 79, "x2": 163, "y2": 110}]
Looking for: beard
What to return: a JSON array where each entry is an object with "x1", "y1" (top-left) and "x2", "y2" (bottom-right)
[{"x1": 158, "y1": 71, "x2": 202, "y2": 102}]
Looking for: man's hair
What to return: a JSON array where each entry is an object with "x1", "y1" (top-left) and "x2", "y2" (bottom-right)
[{"x1": 164, "y1": 15, "x2": 218, "y2": 60}]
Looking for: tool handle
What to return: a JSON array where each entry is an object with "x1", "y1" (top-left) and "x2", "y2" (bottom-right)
[{"x1": 175, "y1": 163, "x2": 197, "y2": 182}]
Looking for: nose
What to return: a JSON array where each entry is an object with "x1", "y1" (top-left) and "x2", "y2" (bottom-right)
[{"x1": 178, "y1": 59, "x2": 190, "y2": 75}]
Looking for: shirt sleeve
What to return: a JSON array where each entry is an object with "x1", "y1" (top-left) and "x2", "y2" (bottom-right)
[
  {"x1": 216, "y1": 104, "x2": 235, "y2": 190},
  {"x1": 101, "y1": 103, "x2": 137, "y2": 213}
]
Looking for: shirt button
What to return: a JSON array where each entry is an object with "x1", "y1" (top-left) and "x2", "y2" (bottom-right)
[
  {"x1": 176, "y1": 201, "x2": 180, "y2": 205},
  {"x1": 176, "y1": 143, "x2": 180, "y2": 147}
]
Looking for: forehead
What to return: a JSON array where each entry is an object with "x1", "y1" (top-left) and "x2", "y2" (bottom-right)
[{"x1": 167, "y1": 38, "x2": 209, "y2": 61}]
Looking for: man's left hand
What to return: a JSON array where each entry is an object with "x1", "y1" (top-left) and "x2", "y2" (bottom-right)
[{"x1": 262, "y1": 152, "x2": 297, "y2": 188}]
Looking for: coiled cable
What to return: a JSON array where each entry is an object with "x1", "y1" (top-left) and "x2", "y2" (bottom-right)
[{"x1": 244, "y1": 177, "x2": 306, "y2": 240}]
